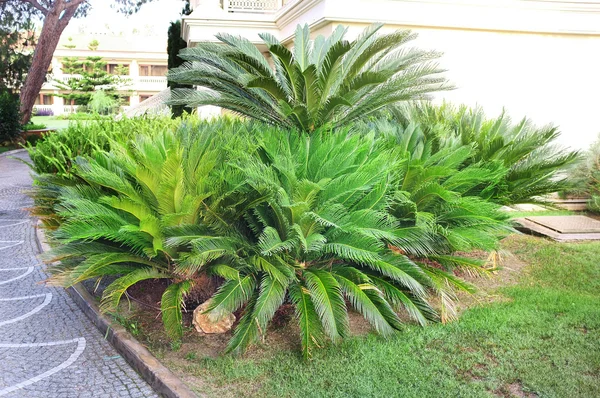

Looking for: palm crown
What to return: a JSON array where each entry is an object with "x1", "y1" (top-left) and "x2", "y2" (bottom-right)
[{"x1": 168, "y1": 23, "x2": 447, "y2": 132}]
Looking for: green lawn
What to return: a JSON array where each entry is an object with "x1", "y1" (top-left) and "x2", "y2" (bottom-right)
[
  {"x1": 30, "y1": 116, "x2": 71, "y2": 130},
  {"x1": 0, "y1": 145, "x2": 18, "y2": 154},
  {"x1": 159, "y1": 235, "x2": 600, "y2": 397}
]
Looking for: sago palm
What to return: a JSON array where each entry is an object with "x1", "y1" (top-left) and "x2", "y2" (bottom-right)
[
  {"x1": 389, "y1": 102, "x2": 579, "y2": 204},
  {"x1": 177, "y1": 128, "x2": 508, "y2": 358},
  {"x1": 362, "y1": 120, "x2": 511, "y2": 319},
  {"x1": 167, "y1": 23, "x2": 447, "y2": 132},
  {"x1": 45, "y1": 121, "x2": 231, "y2": 339}
]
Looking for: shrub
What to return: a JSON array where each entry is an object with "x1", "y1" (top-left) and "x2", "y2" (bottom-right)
[
  {"x1": 88, "y1": 90, "x2": 119, "y2": 115},
  {"x1": 564, "y1": 134, "x2": 600, "y2": 212},
  {"x1": 26, "y1": 117, "x2": 183, "y2": 229},
  {"x1": 381, "y1": 102, "x2": 579, "y2": 205},
  {"x1": 168, "y1": 23, "x2": 447, "y2": 132},
  {"x1": 22, "y1": 122, "x2": 47, "y2": 131},
  {"x1": 178, "y1": 126, "x2": 508, "y2": 357},
  {"x1": 40, "y1": 118, "x2": 510, "y2": 355},
  {"x1": 26, "y1": 116, "x2": 181, "y2": 176},
  {"x1": 34, "y1": 108, "x2": 54, "y2": 117},
  {"x1": 0, "y1": 90, "x2": 22, "y2": 143},
  {"x1": 45, "y1": 121, "x2": 233, "y2": 340},
  {"x1": 55, "y1": 112, "x2": 109, "y2": 121}
]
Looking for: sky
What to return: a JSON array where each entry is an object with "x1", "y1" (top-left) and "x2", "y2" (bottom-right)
[{"x1": 63, "y1": 0, "x2": 187, "y2": 36}]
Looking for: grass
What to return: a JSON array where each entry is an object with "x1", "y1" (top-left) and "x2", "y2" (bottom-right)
[
  {"x1": 31, "y1": 116, "x2": 71, "y2": 130},
  {"x1": 507, "y1": 210, "x2": 576, "y2": 219},
  {"x1": 155, "y1": 235, "x2": 600, "y2": 398},
  {"x1": 0, "y1": 145, "x2": 18, "y2": 154}
]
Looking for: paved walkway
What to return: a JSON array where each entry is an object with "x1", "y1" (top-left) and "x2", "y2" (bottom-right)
[{"x1": 0, "y1": 151, "x2": 158, "y2": 398}]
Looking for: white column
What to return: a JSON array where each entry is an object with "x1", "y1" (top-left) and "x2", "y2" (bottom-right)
[
  {"x1": 130, "y1": 93, "x2": 140, "y2": 106},
  {"x1": 52, "y1": 91, "x2": 64, "y2": 116}
]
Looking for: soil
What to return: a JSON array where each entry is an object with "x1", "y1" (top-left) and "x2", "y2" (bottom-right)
[{"x1": 113, "y1": 235, "x2": 531, "y2": 366}]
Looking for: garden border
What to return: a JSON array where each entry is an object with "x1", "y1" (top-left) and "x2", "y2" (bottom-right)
[{"x1": 33, "y1": 221, "x2": 199, "y2": 398}]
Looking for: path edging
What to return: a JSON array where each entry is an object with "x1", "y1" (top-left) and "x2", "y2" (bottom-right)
[{"x1": 34, "y1": 221, "x2": 198, "y2": 398}]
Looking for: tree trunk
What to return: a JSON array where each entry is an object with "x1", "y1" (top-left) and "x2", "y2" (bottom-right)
[{"x1": 19, "y1": 1, "x2": 78, "y2": 124}]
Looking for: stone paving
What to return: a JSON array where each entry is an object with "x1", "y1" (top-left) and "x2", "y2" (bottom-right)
[{"x1": 0, "y1": 151, "x2": 158, "y2": 398}]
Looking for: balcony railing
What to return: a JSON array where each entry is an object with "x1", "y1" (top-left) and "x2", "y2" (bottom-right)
[
  {"x1": 34, "y1": 104, "x2": 132, "y2": 116},
  {"x1": 220, "y1": 0, "x2": 283, "y2": 13},
  {"x1": 59, "y1": 75, "x2": 167, "y2": 84}
]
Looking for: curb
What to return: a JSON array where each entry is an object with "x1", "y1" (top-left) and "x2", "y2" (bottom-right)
[
  {"x1": 0, "y1": 148, "x2": 27, "y2": 157},
  {"x1": 34, "y1": 221, "x2": 199, "y2": 398}
]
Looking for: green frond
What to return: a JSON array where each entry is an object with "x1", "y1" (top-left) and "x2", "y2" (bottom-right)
[
  {"x1": 303, "y1": 269, "x2": 348, "y2": 341},
  {"x1": 100, "y1": 268, "x2": 169, "y2": 313},
  {"x1": 289, "y1": 283, "x2": 325, "y2": 360},
  {"x1": 205, "y1": 275, "x2": 256, "y2": 318},
  {"x1": 161, "y1": 280, "x2": 193, "y2": 340}
]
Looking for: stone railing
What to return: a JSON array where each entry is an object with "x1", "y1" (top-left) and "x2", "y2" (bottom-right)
[
  {"x1": 54, "y1": 75, "x2": 167, "y2": 91},
  {"x1": 220, "y1": 0, "x2": 283, "y2": 13},
  {"x1": 33, "y1": 105, "x2": 131, "y2": 116}
]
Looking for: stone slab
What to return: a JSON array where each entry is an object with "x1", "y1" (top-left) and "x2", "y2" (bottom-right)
[
  {"x1": 515, "y1": 218, "x2": 600, "y2": 242},
  {"x1": 524, "y1": 215, "x2": 600, "y2": 233}
]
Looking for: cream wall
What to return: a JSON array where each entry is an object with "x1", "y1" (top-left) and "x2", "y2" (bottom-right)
[{"x1": 340, "y1": 23, "x2": 600, "y2": 149}]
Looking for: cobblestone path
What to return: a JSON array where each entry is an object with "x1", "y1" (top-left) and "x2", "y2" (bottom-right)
[{"x1": 0, "y1": 151, "x2": 158, "y2": 398}]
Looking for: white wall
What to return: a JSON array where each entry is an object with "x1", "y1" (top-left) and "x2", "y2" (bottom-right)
[{"x1": 342, "y1": 23, "x2": 600, "y2": 149}]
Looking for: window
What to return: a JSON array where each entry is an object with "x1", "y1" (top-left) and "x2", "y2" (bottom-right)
[
  {"x1": 139, "y1": 95, "x2": 152, "y2": 102},
  {"x1": 139, "y1": 65, "x2": 150, "y2": 76},
  {"x1": 150, "y1": 65, "x2": 167, "y2": 76},
  {"x1": 139, "y1": 64, "x2": 167, "y2": 76},
  {"x1": 108, "y1": 64, "x2": 129, "y2": 75},
  {"x1": 37, "y1": 95, "x2": 53, "y2": 105}
]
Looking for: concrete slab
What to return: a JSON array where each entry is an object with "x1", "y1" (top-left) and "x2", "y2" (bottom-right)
[
  {"x1": 525, "y1": 215, "x2": 600, "y2": 233},
  {"x1": 515, "y1": 216, "x2": 600, "y2": 241}
]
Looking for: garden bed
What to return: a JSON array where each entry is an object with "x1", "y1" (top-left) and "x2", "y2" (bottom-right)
[{"x1": 105, "y1": 234, "x2": 599, "y2": 398}]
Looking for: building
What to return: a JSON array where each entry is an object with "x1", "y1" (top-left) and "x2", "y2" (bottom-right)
[
  {"x1": 36, "y1": 29, "x2": 169, "y2": 116},
  {"x1": 181, "y1": 0, "x2": 600, "y2": 149}
]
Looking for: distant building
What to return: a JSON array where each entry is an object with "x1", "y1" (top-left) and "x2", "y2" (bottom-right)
[
  {"x1": 181, "y1": 0, "x2": 600, "y2": 149},
  {"x1": 37, "y1": 30, "x2": 168, "y2": 115}
]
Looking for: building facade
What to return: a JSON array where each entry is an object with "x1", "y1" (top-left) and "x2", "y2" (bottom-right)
[
  {"x1": 181, "y1": 0, "x2": 600, "y2": 149},
  {"x1": 36, "y1": 31, "x2": 168, "y2": 116}
]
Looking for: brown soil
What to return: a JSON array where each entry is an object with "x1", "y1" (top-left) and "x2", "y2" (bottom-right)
[
  {"x1": 121, "y1": 238, "x2": 529, "y2": 367},
  {"x1": 494, "y1": 381, "x2": 539, "y2": 398}
]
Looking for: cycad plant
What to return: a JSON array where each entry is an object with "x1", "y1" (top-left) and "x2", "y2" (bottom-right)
[
  {"x1": 168, "y1": 23, "x2": 447, "y2": 132},
  {"x1": 564, "y1": 133, "x2": 600, "y2": 212},
  {"x1": 26, "y1": 117, "x2": 182, "y2": 229},
  {"x1": 366, "y1": 121, "x2": 511, "y2": 319},
  {"x1": 387, "y1": 102, "x2": 579, "y2": 204},
  {"x1": 179, "y1": 127, "x2": 509, "y2": 358},
  {"x1": 45, "y1": 121, "x2": 231, "y2": 340}
]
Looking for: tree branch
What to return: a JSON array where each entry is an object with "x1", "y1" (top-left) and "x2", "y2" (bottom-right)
[
  {"x1": 57, "y1": 3, "x2": 79, "y2": 30},
  {"x1": 63, "y1": 0, "x2": 87, "y2": 10},
  {"x1": 23, "y1": 0, "x2": 48, "y2": 15}
]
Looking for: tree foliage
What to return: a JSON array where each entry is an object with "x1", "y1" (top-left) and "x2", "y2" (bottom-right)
[
  {"x1": 167, "y1": 20, "x2": 192, "y2": 117},
  {"x1": 168, "y1": 23, "x2": 448, "y2": 132},
  {"x1": 0, "y1": 1, "x2": 37, "y2": 92},
  {"x1": 0, "y1": 90, "x2": 22, "y2": 143},
  {"x1": 9, "y1": 0, "x2": 157, "y2": 123}
]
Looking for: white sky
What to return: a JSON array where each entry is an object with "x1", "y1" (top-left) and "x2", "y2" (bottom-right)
[{"x1": 63, "y1": 0, "x2": 187, "y2": 36}]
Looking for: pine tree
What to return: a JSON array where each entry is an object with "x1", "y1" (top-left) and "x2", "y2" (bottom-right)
[{"x1": 53, "y1": 39, "x2": 130, "y2": 111}]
